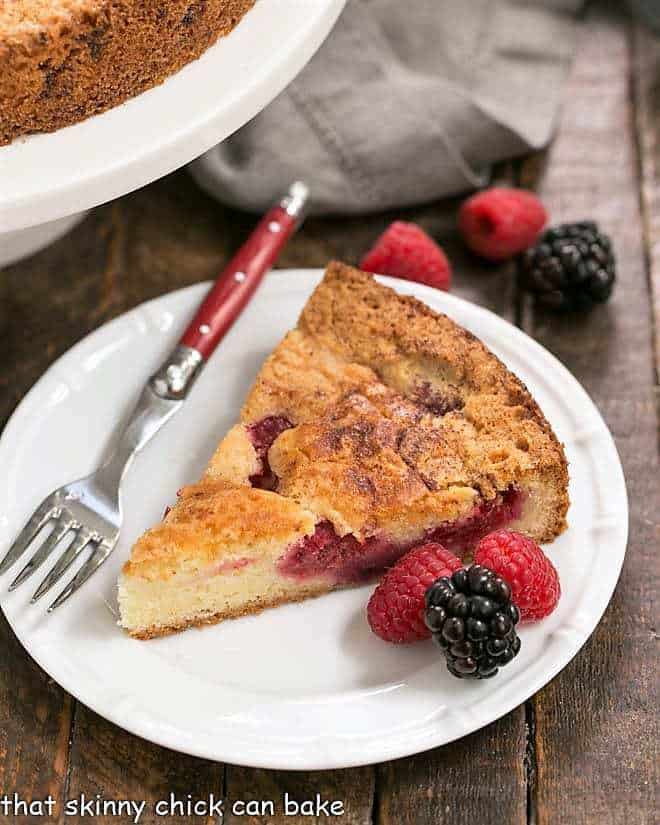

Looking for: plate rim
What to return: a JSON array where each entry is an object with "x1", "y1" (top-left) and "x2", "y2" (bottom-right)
[{"x1": 0, "y1": 270, "x2": 629, "y2": 769}]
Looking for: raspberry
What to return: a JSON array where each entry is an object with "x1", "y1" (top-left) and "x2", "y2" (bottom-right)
[
  {"x1": 367, "y1": 543, "x2": 462, "y2": 643},
  {"x1": 474, "y1": 530, "x2": 560, "y2": 621},
  {"x1": 360, "y1": 221, "x2": 451, "y2": 291},
  {"x1": 459, "y1": 188, "x2": 547, "y2": 261}
]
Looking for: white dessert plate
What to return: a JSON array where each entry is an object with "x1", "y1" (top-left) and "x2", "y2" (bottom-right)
[
  {"x1": 0, "y1": 271, "x2": 628, "y2": 769},
  {"x1": 0, "y1": 0, "x2": 346, "y2": 232}
]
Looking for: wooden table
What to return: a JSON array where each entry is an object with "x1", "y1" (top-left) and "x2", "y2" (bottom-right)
[{"x1": 1, "y1": 3, "x2": 657, "y2": 823}]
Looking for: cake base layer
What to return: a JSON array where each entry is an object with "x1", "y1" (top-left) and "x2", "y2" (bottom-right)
[
  {"x1": 121, "y1": 569, "x2": 332, "y2": 640},
  {"x1": 0, "y1": 0, "x2": 255, "y2": 145}
]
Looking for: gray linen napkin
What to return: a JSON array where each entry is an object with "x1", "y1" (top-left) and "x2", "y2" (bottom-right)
[{"x1": 190, "y1": 0, "x2": 584, "y2": 215}]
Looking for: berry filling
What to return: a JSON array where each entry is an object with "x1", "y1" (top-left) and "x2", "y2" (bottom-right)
[
  {"x1": 247, "y1": 415, "x2": 294, "y2": 489},
  {"x1": 278, "y1": 487, "x2": 524, "y2": 584},
  {"x1": 278, "y1": 521, "x2": 407, "y2": 585},
  {"x1": 425, "y1": 487, "x2": 523, "y2": 554}
]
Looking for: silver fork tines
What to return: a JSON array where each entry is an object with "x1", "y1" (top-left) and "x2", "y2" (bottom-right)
[
  {"x1": 31, "y1": 530, "x2": 94, "y2": 603},
  {"x1": 0, "y1": 381, "x2": 184, "y2": 611},
  {"x1": 47, "y1": 542, "x2": 115, "y2": 612},
  {"x1": 1, "y1": 484, "x2": 120, "y2": 611},
  {"x1": 0, "y1": 496, "x2": 60, "y2": 576},
  {"x1": 9, "y1": 518, "x2": 75, "y2": 591}
]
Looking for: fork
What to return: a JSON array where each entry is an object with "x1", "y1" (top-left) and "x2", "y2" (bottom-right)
[{"x1": 0, "y1": 181, "x2": 309, "y2": 611}]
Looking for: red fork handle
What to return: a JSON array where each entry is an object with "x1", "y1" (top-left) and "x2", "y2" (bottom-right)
[{"x1": 180, "y1": 182, "x2": 308, "y2": 360}]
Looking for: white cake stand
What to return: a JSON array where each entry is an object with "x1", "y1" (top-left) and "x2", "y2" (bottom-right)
[{"x1": 0, "y1": 0, "x2": 346, "y2": 265}]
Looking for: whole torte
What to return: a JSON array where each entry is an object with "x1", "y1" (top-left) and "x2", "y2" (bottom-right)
[{"x1": 0, "y1": 0, "x2": 255, "y2": 145}]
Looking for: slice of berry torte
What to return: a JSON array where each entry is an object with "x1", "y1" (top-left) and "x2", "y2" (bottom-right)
[{"x1": 118, "y1": 262, "x2": 569, "y2": 638}]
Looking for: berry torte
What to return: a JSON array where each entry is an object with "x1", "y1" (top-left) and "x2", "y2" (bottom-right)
[
  {"x1": 118, "y1": 262, "x2": 569, "y2": 639},
  {"x1": 0, "y1": 0, "x2": 255, "y2": 145}
]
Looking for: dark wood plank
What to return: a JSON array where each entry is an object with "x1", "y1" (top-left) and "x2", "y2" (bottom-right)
[
  {"x1": 0, "y1": 209, "x2": 112, "y2": 426},
  {"x1": 520, "y1": 5, "x2": 659, "y2": 824},
  {"x1": 0, "y1": 619, "x2": 73, "y2": 821},
  {"x1": 377, "y1": 713, "x2": 528, "y2": 825},
  {"x1": 64, "y1": 709, "x2": 224, "y2": 825},
  {"x1": 223, "y1": 767, "x2": 374, "y2": 825},
  {"x1": 633, "y1": 21, "x2": 660, "y2": 375}
]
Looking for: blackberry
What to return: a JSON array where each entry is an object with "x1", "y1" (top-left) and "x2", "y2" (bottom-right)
[
  {"x1": 520, "y1": 221, "x2": 616, "y2": 312},
  {"x1": 424, "y1": 565, "x2": 521, "y2": 679}
]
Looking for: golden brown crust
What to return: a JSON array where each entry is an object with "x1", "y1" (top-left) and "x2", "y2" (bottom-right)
[
  {"x1": 0, "y1": 0, "x2": 254, "y2": 145},
  {"x1": 300, "y1": 262, "x2": 555, "y2": 420},
  {"x1": 269, "y1": 388, "x2": 481, "y2": 540},
  {"x1": 239, "y1": 329, "x2": 380, "y2": 426},
  {"x1": 124, "y1": 480, "x2": 316, "y2": 582},
  {"x1": 248, "y1": 262, "x2": 569, "y2": 540}
]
